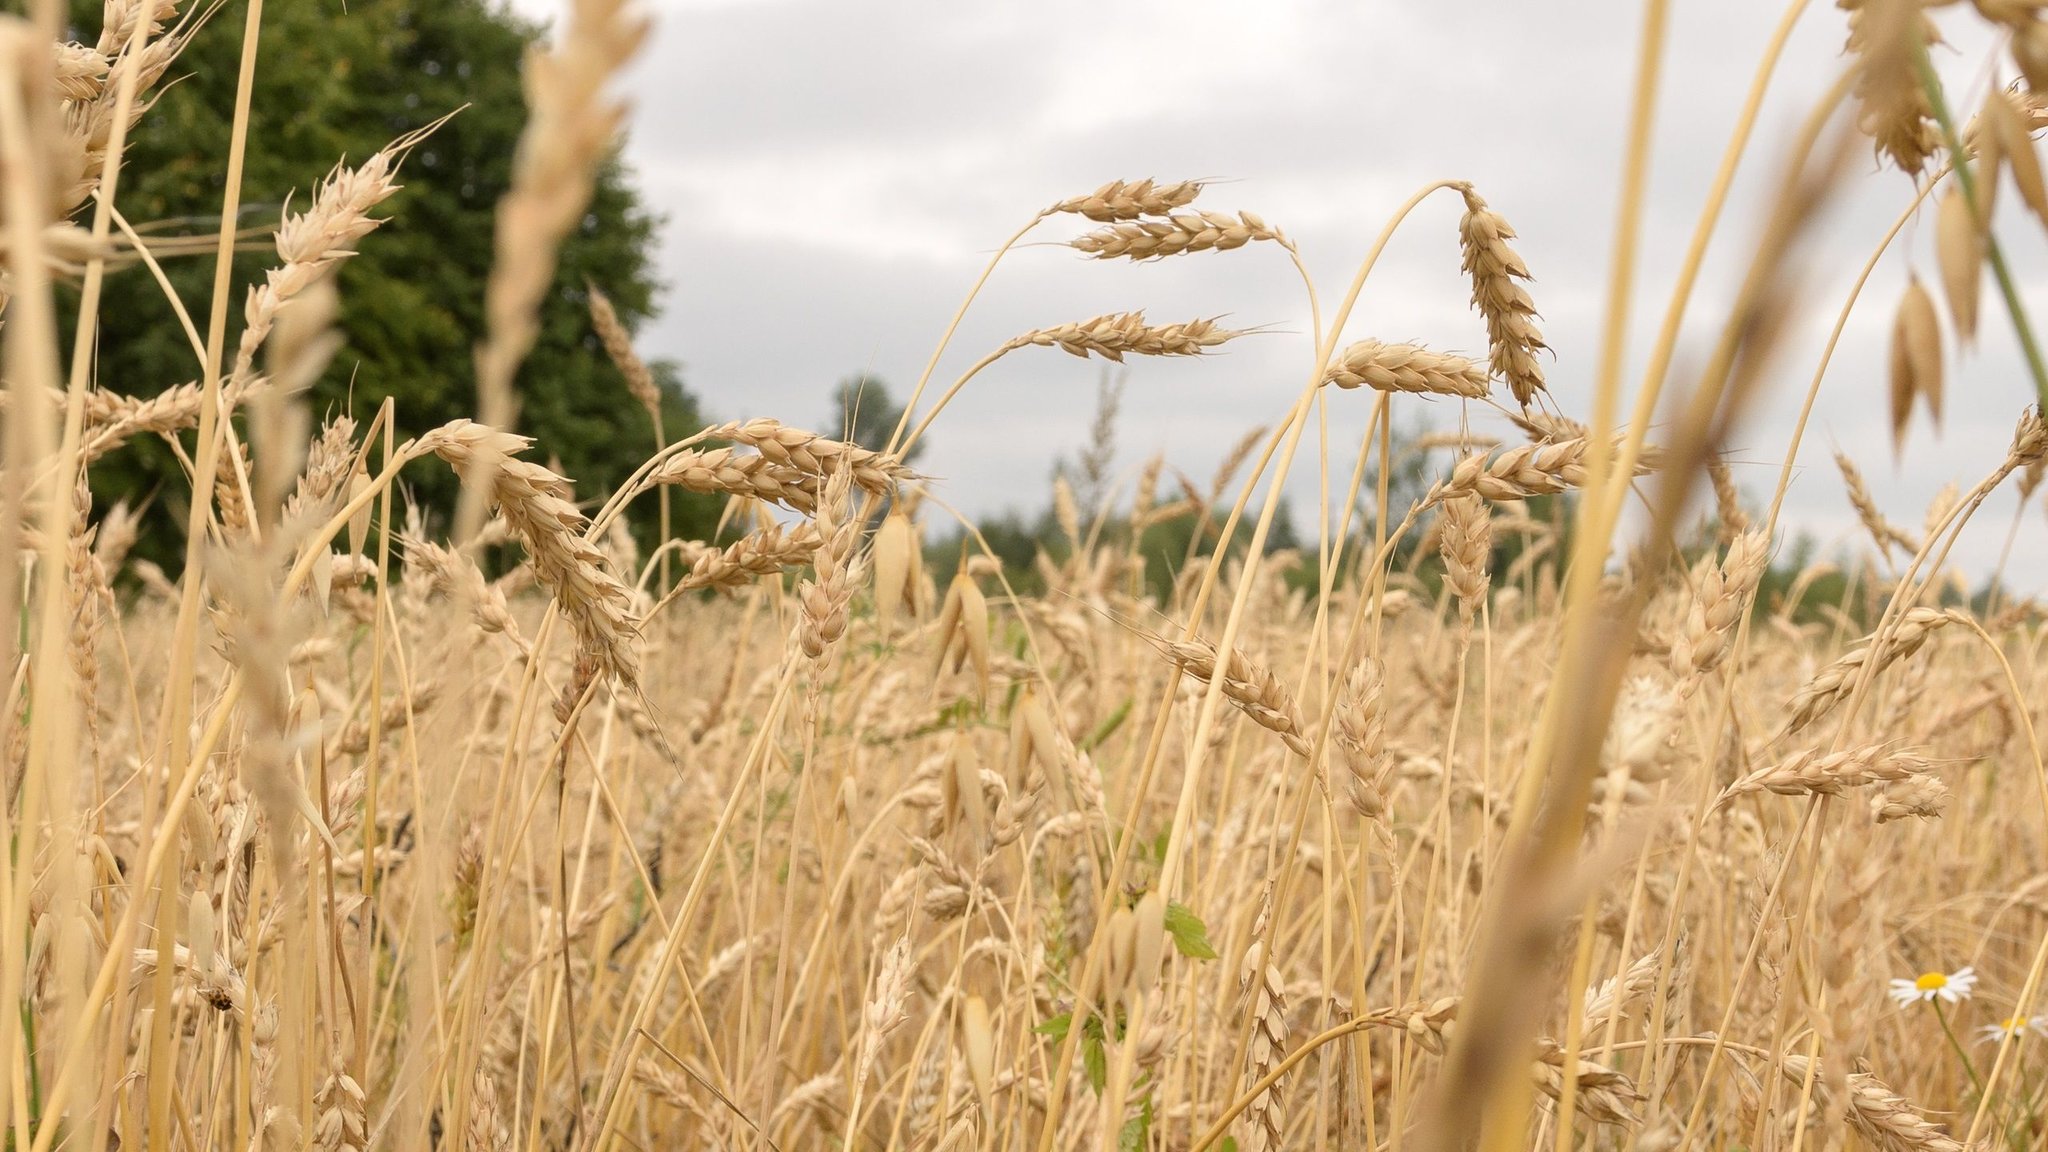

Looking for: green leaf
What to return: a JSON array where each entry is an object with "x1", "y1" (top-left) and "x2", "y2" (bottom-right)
[
  {"x1": 1082, "y1": 697, "x2": 1132, "y2": 750},
  {"x1": 1082, "y1": 1032, "x2": 1107, "y2": 1093},
  {"x1": 1117, "y1": 1091, "x2": 1155, "y2": 1152},
  {"x1": 1220, "y1": 1139, "x2": 1240, "y2": 1152},
  {"x1": 1164, "y1": 901, "x2": 1218, "y2": 960},
  {"x1": 1034, "y1": 1012, "x2": 1072, "y2": 1043}
]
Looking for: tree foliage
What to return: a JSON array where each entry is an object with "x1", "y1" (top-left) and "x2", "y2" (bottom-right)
[
  {"x1": 823, "y1": 373, "x2": 925, "y2": 464},
  {"x1": 68, "y1": 0, "x2": 708, "y2": 565}
]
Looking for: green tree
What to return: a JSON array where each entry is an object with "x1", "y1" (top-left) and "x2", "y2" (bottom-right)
[
  {"x1": 67, "y1": 0, "x2": 707, "y2": 567},
  {"x1": 823, "y1": 373, "x2": 926, "y2": 464}
]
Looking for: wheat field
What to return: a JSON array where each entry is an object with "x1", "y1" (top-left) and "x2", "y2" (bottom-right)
[{"x1": 7, "y1": 1, "x2": 2048, "y2": 1151}]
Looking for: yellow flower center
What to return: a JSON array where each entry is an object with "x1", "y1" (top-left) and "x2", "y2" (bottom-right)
[
  {"x1": 1915, "y1": 972, "x2": 1948, "y2": 992},
  {"x1": 2002, "y1": 1017, "x2": 2025, "y2": 1031}
]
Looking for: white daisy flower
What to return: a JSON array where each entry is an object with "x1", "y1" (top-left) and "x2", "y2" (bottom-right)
[
  {"x1": 1889, "y1": 966, "x2": 1977, "y2": 1007},
  {"x1": 1977, "y1": 1015, "x2": 2048, "y2": 1044}
]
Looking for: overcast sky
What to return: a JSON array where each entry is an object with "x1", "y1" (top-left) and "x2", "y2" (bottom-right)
[{"x1": 508, "y1": 0, "x2": 2048, "y2": 592}]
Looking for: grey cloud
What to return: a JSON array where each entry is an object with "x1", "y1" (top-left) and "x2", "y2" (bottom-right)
[{"x1": 506, "y1": 0, "x2": 2048, "y2": 588}]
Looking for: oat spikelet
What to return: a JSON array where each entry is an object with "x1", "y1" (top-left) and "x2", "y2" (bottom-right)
[
  {"x1": 1935, "y1": 186, "x2": 1984, "y2": 346},
  {"x1": 1842, "y1": 0, "x2": 1942, "y2": 176},
  {"x1": 1323, "y1": 339, "x2": 1489, "y2": 399},
  {"x1": 2010, "y1": 14, "x2": 2048, "y2": 97},
  {"x1": 1049, "y1": 178, "x2": 1204, "y2": 221},
  {"x1": 1890, "y1": 274, "x2": 1944, "y2": 449},
  {"x1": 1987, "y1": 86, "x2": 2048, "y2": 227},
  {"x1": 1009, "y1": 311, "x2": 1241, "y2": 361},
  {"x1": 932, "y1": 564, "x2": 991, "y2": 702},
  {"x1": 1456, "y1": 184, "x2": 1549, "y2": 407},
  {"x1": 871, "y1": 508, "x2": 920, "y2": 632},
  {"x1": 1071, "y1": 209, "x2": 1282, "y2": 260}
]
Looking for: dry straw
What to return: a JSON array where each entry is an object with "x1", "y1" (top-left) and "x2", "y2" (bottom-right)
[{"x1": 32, "y1": 0, "x2": 2048, "y2": 1147}]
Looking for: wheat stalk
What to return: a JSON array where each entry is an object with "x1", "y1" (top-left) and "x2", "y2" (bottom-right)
[
  {"x1": 1323, "y1": 339, "x2": 1489, "y2": 399},
  {"x1": 1783, "y1": 606, "x2": 1964, "y2": 734},
  {"x1": 1009, "y1": 311, "x2": 1243, "y2": 361},
  {"x1": 1456, "y1": 183, "x2": 1550, "y2": 407},
  {"x1": 1070, "y1": 209, "x2": 1282, "y2": 260},
  {"x1": 416, "y1": 420, "x2": 640, "y2": 689},
  {"x1": 1049, "y1": 178, "x2": 1204, "y2": 221},
  {"x1": 1714, "y1": 743, "x2": 1932, "y2": 808}
]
